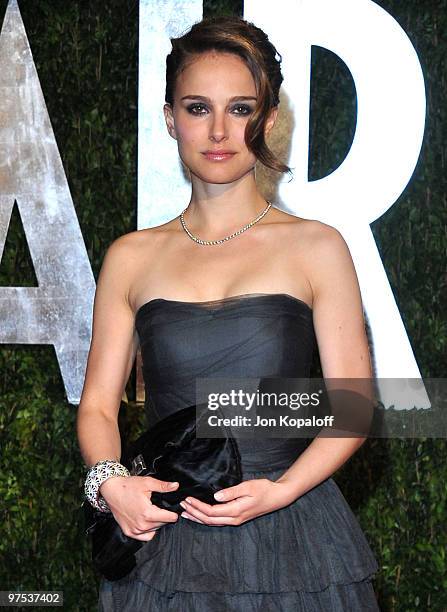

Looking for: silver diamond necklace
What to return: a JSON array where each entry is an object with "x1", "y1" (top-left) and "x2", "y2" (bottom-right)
[{"x1": 179, "y1": 201, "x2": 272, "y2": 246}]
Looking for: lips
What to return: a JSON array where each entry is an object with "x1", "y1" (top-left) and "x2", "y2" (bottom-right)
[{"x1": 202, "y1": 151, "x2": 236, "y2": 161}]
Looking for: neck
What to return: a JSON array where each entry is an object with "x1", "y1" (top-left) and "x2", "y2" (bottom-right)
[{"x1": 184, "y1": 169, "x2": 269, "y2": 238}]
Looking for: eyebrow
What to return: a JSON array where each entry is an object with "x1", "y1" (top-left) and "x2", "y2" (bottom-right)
[{"x1": 180, "y1": 95, "x2": 257, "y2": 102}]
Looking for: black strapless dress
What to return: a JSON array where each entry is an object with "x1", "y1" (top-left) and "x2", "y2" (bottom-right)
[{"x1": 98, "y1": 293, "x2": 380, "y2": 611}]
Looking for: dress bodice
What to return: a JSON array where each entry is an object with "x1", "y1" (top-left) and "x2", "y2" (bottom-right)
[
  {"x1": 135, "y1": 293, "x2": 316, "y2": 471},
  {"x1": 135, "y1": 292, "x2": 316, "y2": 421}
]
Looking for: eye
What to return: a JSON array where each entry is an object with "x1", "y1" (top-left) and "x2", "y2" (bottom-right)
[
  {"x1": 231, "y1": 104, "x2": 253, "y2": 116},
  {"x1": 186, "y1": 103, "x2": 209, "y2": 115}
]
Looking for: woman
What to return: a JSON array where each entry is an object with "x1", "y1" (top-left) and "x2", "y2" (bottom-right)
[{"x1": 77, "y1": 16, "x2": 380, "y2": 611}]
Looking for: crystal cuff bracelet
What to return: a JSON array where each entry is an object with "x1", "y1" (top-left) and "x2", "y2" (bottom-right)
[{"x1": 84, "y1": 459, "x2": 130, "y2": 512}]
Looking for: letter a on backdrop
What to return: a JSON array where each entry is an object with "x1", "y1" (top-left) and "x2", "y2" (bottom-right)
[{"x1": 0, "y1": 0, "x2": 96, "y2": 404}]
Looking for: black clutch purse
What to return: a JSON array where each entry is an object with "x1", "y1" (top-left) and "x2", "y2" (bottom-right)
[{"x1": 82, "y1": 403, "x2": 242, "y2": 581}]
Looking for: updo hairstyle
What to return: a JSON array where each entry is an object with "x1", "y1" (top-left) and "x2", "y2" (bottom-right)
[{"x1": 165, "y1": 16, "x2": 290, "y2": 174}]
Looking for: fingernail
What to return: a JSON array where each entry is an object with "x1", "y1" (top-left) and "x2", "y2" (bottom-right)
[
  {"x1": 169, "y1": 482, "x2": 179, "y2": 488},
  {"x1": 214, "y1": 491, "x2": 224, "y2": 501},
  {"x1": 179, "y1": 501, "x2": 187, "y2": 509}
]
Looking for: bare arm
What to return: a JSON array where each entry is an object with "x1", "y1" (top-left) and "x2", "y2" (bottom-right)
[
  {"x1": 275, "y1": 223, "x2": 373, "y2": 495},
  {"x1": 76, "y1": 234, "x2": 179, "y2": 539},
  {"x1": 76, "y1": 235, "x2": 139, "y2": 467}
]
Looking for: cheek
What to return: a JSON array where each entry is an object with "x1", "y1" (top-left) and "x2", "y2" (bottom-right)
[
  {"x1": 174, "y1": 116, "x2": 205, "y2": 145},
  {"x1": 175, "y1": 125, "x2": 197, "y2": 144},
  {"x1": 233, "y1": 121, "x2": 251, "y2": 150}
]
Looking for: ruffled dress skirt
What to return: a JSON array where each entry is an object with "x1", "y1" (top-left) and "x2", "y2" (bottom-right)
[{"x1": 98, "y1": 466, "x2": 379, "y2": 611}]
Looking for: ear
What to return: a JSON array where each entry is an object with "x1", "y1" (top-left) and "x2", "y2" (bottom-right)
[
  {"x1": 163, "y1": 103, "x2": 177, "y2": 140},
  {"x1": 264, "y1": 106, "x2": 278, "y2": 137}
]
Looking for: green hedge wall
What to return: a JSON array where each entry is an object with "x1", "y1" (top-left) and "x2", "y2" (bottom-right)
[{"x1": 0, "y1": 1, "x2": 445, "y2": 610}]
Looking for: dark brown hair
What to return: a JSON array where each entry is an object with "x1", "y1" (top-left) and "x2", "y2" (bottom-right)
[{"x1": 165, "y1": 16, "x2": 291, "y2": 174}]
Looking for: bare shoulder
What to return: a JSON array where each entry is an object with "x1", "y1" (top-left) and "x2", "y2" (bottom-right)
[
  {"x1": 268, "y1": 209, "x2": 348, "y2": 255},
  {"x1": 300, "y1": 219, "x2": 352, "y2": 276},
  {"x1": 297, "y1": 218, "x2": 349, "y2": 254},
  {"x1": 268, "y1": 207, "x2": 333, "y2": 235},
  {"x1": 96, "y1": 222, "x2": 173, "y2": 304},
  {"x1": 274, "y1": 216, "x2": 354, "y2": 297},
  {"x1": 295, "y1": 220, "x2": 359, "y2": 305},
  {"x1": 103, "y1": 217, "x2": 178, "y2": 264}
]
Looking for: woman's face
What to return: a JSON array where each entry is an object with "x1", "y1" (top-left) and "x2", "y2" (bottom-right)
[{"x1": 164, "y1": 51, "x2": 277, "y2": 185}]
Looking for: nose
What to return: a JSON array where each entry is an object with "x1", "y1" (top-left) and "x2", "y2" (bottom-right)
[{"x1": 209, "y1": 110, "x2": 228, "y2": 143}]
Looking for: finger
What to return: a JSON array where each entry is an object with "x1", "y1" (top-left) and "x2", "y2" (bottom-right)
[
  {"x1": 181, "y1": 507, "x2": 237, "y2": 526},
  {"x1": 180, "y1": 512, "x2": 204, "y2": 524},
  {"x1": 131, "y1": 530, "x2": 158, "y2": 542},
  {"x1": 213, "y1": 482, "x2": 253, "y2": 502},
  {"x1": 143, "y1": 477, "x2": 179, "y2": 494},
  {"x1": 181, "y1": 497, "x2": 242, "y2": 517},
  {"x1": 143, "y1": 524, "x2": 162, "y2": 532},
  {"x1": 147, "y1": 505, "x2": 179, "y2": 523},
  {"x1": 133, "y1": 522, "x2": 163, "y2": 534},
  {"x1": 131, "y1": 516, "x2": 166, "y2": 533},
  {"x1": 181, "y1": 500, "x2": 241, "y2": 524}
]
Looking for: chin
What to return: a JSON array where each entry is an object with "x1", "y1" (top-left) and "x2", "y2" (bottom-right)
[
  {"x1": 189, "y1": 163, "x2": 255, "y2": 185},
  {"x1": 194, "y1": 172, "x2": 251, "y2": 185}
]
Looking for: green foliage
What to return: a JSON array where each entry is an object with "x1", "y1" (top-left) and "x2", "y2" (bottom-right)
[
  {"x1": 0, "y1": 0, "x2": 445, "y2": 610},
  {"x1": 203, "y1": 0, "x2": 242, "y2": 17},
  {"x1": 336, "y1": 438, "x2": 447, "y2": 611}
]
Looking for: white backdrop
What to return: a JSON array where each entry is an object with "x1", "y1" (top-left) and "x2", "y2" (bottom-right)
[{"x1": 138, "y1": 0, "x2": 428, "y2": 409}]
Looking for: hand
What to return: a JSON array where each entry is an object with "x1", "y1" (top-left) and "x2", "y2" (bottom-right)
[
  {"x1": 179, "y1": 478, "x2": 297, "y2": 527},
  {"x1": 99, "y1": 475, "x2": 180, "y2": 541}
]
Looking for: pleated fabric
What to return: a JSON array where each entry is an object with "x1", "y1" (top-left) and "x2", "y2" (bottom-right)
[
  {"x1": 97, "y1": 294, "x2": 380, "y2": 611},
  {"x1": 99, "y1": 577, "x2": 379, "y2": 612}
]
